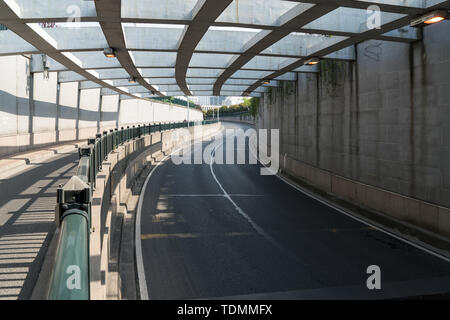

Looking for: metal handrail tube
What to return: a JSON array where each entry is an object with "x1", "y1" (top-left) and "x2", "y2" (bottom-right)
[{"x1": 47, "y1": 209, "x2": 89, "y2": 300}]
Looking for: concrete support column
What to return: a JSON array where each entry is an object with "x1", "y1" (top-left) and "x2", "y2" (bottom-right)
[
  {"x1": 186, "y1": 96, "x2": 189, "y2": 126},
  {"x1": 116, "y1": 95, "x2": 121, "y2": 128},
  {"x1": 117, "y1": 97, "x2": 122, "y2": 128},
  {"x1": 152, "y1": 101, "x2": 155, "y2": 123},
  {"x1": 55, "y1": 76, "x2": 61, "y2": 143},
  {"x1": 98, "y1": 93, "x2": 103, "y2": 133},
  {"x1": 75, "y1": 82, "x2": 81, "y2": 141},
  {"x1": 28, "y1": 72, "x2": 34, "y2": 146}
]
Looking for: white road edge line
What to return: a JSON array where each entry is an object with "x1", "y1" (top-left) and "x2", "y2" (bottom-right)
[
  {"x1": 247, "y1": 134, "x2": 450, "y2": 263},
  {"x1": 135, "y1": 153, "x2": 169, "y2": 300},
  {"x1": 160, "y1": 194, "x2": 264, "y2": 197},
  {"x1": 135, "y1": 127, "x2": 224, "y2": 300}
]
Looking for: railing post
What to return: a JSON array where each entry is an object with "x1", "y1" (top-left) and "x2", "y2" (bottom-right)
[
  {"x1": 109, "y1": 129, "x2": 113, "y2": 153},
  {"x1": 86, "y1": 140, "x2": 96, "y2": 187},
  {"x1": 95, "y1": 133, "x2": 102, "y2": 171},
  {"x1": 114, "y1": 128, "x2": 118, "y2": 149},
  {"x1": 102, "y1": 131, "x2": 108, "y2": 160}
]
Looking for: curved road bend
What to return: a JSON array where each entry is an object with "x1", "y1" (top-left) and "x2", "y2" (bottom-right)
[
  {"x1": 0, "y1": 149, "x2": 78, "y2": 299},
  {"x1": 137, "y1": 122, "x2": 450, "y2": 300}
]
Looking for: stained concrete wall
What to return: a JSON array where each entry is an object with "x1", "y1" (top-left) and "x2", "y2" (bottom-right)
[
  {"x1": 258, "y1": 21, "x2": 450, "y2": 235},
  {"x1": 0, "y1": 55, "x2": 203, "y2": 157}
]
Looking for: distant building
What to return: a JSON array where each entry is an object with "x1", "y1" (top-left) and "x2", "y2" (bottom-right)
[
  {"x1": 223, "y1": 96, "x2": 245, "y2": 106},
  {"x1": 172, "y1": 96, "x2": 246, "y2": 109},
  {"x1": 196, "y1": 96, "x2": 245, "y2": 108}
]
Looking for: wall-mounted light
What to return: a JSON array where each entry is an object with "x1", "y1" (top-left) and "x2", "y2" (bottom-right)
[
  {"x1": 411, "y1": 10, "x2": 448, "y2": 27},
  {"x1": 305, "y1": 57, "x2": 320, "y2": 65},
  {"x1": 128, "y1": 77, "x2": 137, "y2": 84},
  {"x1": 42, "y1": 54, "x2": 50, "y2": 80},
  {"x1": 43, "y1": 66, "x2": 50, "y2": 80},
  {"x1": 103, "y1": 48, "x2": 116, "y2": 58}
]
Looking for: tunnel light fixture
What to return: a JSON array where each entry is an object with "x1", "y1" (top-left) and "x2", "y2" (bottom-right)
[
  {"x1": 43, "y1": 66, "x2": 50, "y2": 80},
  {"x1": 42, "y1": 54, "x2": 50, "y2": 80},
  {"x1": 103, "y1": 48, "x2": 116, "y2": 58},
  {"x1": 305, "y1": 57, "x2": 320, "y2": 65},
  {"x1": 411, "y1": 10, "x2": 448, "y2": 27},
  {"x1": 128, "y1": 77, "x2": 137, "y2": 84}
]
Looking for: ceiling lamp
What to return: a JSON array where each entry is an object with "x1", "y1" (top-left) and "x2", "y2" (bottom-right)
[
  {"x1": 411, "y1": 10, "x2": 448, "y2": 27},
  {"x1": 305, "y1": 57, "x2": 320, "y2": 65},
  {"x1": 103, "y1": 48, "x2": 116, "y2": 58},
  {"x1": 128, "y1": 77, "x2": 137, "y2": 84}
]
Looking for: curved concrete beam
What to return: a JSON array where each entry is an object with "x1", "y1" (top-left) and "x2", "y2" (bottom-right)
[
  {"x1": 0, "y1": 1, "x2": 138, "y2": 100},
  {"x1": 175, "y1": 0, "x2": 233, "y2": 95},
  {"x1": 241, "y1": 1, "x2": 450, "y2": 96},
  {"x1": 243, "y1": 0, "x2": 450, "y2": 96},
  {"x1": 94, "y1": 0, "x2": 163, "y2": 97},
  {"x1": 213, "y1": 3, "x2": 337, "y2": 95}
]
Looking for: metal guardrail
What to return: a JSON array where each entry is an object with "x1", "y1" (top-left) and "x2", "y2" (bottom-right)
[{"x1": 47, "y1": 119, "x2": 218, "y2": 300}]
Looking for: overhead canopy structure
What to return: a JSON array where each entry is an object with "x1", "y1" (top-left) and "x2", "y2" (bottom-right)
[{"x1": 0, "y1": 0, "x2": 449, "y2": 98}]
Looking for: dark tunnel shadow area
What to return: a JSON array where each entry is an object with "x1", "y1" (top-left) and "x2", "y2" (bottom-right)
[{"x1": 137, "y1": 123, "x2": 450, "y2": 300}]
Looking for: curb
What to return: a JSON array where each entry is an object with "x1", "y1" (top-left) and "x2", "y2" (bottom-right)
[{"x1": 0, "y1": 142, "x2": 82, "y2": 173}]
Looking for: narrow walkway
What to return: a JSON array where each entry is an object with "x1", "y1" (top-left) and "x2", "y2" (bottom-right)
[{"x1": 0, "y1": 149, "x2": 78, "y2": 299}]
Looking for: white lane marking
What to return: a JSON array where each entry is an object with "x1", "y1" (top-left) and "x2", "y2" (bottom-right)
[
  {"x1": 246, "y1": 132, "x2": 450, "y2": 263},
  {"x1": 160, "y1": 194, "x2": 264, "y2": 197},
  {"x1": 135, "y1": 127, "x2": 224, "y2": 300},
  {"x1": 208, "y1": 136, "x2": 304, "y2": 265}
]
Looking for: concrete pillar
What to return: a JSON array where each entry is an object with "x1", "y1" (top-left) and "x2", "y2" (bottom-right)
[
  {"x1": 98, "y1": 93, "x2": 103, "y2": 133},
  {"x1": 55, "y1": 77, "x2": 61, "y2": 143},
  {"x1": 75, "y1": 82, "x2": 81, "y2": 140},
  {"x1": 116, "y1": 96, "x2": 121, "y2": 128},
  {"x1": 28, "y1": 72, "x2": 34, "y2": 146}
]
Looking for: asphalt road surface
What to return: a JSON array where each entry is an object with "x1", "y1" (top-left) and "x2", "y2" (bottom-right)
[
  {"x1": 0, "y1": 150, "x2": 78, "y2": 300},
  {"x1": 137, "y1": 122, "x2": 450, "y2": 300}
]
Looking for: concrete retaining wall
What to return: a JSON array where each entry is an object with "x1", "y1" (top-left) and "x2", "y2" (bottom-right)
[
  {"x1": 281, "y1": 154, "x2": 450, "y2": 240},
  {"x1": 257, "y1": 20, "x2": 450, "y2": 240},
  {"x1": 0, "y1": 55, "x2": 203, "y2": 157}
]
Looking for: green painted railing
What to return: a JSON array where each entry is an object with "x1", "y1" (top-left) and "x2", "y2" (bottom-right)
[
  {"x1": 47, "y1": 119, "x2": 218, "y2": 300},
  {"x1": 47, "y1": 209, "x2": 90, "y2": 300}
]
